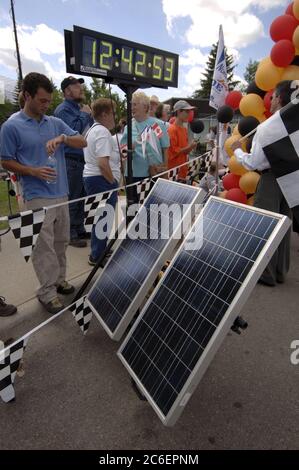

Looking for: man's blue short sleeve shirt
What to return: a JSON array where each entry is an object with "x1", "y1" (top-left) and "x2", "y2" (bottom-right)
[{"x1": 0, "y1": 111, "x2": 77, "y2": 200}]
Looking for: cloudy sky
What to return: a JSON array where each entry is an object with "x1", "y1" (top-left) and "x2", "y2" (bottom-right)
[{"x1": 0, "y1": 0, "x2": 291, "y2": 100}]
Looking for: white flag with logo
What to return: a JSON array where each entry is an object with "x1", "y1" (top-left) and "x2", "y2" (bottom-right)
[{"x1": 209, "y1": 25, "x2": 228, "y2": 110}]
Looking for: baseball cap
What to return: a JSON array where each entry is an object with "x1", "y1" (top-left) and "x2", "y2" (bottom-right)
[
  {"x1": 61, "y1": 76, "x2": 85, "y2": 92},
  {"x1": 173, "y1": 100, "x2": 196, "y2": 112}
]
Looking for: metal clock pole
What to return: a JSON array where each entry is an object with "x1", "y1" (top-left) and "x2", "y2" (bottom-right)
[
  {"x1": 119, "y1": 83, "x2": 138, "y2": 211},
  {"x1": 73, "y1": 83, "x2": 138, "y2": 302}
]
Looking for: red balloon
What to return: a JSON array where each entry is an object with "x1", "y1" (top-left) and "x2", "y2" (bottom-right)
[
  {"x1": 225, "y1": 188, "x2": 247, "y2": 205},
  {"x1": 225, "y1": 91, "x2": 243, "y2": 110},
  {"x1": 264, "y1": 90, "x2": 274, "y2": 111},
  {"x1": 264, "y1": 110, "x2": 272, "y2": 119},
  {"x1": 270, "y1": 15, "x2": 298, "y2": 42},
  {"x1": 285, "y1": 2, "x2": 295, "y2": 16},
  {"x1": 271, "y1": 39, "x2": 295, "y2": 67},
  {"x1": 169, "y1": 116, "x2": 176, "y2": 125},
  {"x1": 188, "y1": 110, "x2": 194, "y2": 122},
  {"x1": 222, "y1": 173, "x2": 241, "y2": 191}
]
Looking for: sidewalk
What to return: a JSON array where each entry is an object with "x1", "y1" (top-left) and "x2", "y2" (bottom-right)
[{"x1": 0, "y1": 225, "x2": 298, "y2": 449}]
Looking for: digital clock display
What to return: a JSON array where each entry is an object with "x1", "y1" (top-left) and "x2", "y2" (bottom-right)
[{"x1": 66, "y1": 26, "x2": 179, "y2": 88}]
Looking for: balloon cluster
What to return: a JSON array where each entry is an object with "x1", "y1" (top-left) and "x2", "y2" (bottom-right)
[
  {"x1": 219, "y1": 1, "x2": 299, "y2": 205},
  {"x1": 239, "y1": 1, "x2": 299, "y2": 123}
]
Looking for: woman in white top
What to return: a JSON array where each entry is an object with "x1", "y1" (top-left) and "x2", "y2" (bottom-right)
[{"x1": 83, "y1": 98, "x2": 120, "y2": 265}]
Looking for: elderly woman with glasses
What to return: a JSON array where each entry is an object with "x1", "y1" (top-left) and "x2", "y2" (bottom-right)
[{"x1": 120, "y1": 91, "x2": 169, "y2": 194}]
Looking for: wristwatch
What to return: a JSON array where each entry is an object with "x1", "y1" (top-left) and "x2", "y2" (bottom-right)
[{"x1": 61, "y1": 133, "x2": 68, "y2": 144}]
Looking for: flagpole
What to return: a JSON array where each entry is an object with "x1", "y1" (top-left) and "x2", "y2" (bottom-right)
[
  {"x1": 215, "y1": 122, "x2": 220, "y2": 195},
  {"x1": 208, "y1": 25, "x2": 228, "y2": 196}
]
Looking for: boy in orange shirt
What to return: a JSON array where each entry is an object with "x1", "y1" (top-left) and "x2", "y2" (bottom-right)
[{"x1": 168, "y1": 100, "x2": 198, "y2": 181}]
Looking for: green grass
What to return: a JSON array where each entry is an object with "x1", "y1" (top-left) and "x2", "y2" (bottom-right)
[{"x1": 0, "y1": 180, "x2": 19, "y2": 230}]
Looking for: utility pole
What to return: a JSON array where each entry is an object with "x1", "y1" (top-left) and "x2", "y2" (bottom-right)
[{"x1": 10, "y1": 0, "x2": 23, "y2": 81}]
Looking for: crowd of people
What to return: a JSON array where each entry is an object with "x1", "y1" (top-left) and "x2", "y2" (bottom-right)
[{"x1": 0, "y1": 72, "x2": 297, "y2": 317}]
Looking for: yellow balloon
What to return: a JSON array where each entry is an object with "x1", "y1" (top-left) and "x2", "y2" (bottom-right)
[
  {"x1": 239, "y1": 94, "x2": 266, "y2": 119},
  {"x1": 258, "y1": 57, "x2": 271, "y2": 69},
  {"x1": 233, "y1": 125, "x2": 239, "y2": 136},
  {"x1": 293, "y1": 0, "x2": 299, "y2": 21},
  {"x1": 247, "y1": 195, "x2": 255, "y2": 206},
  {"x1": 224, "y1": 135, "x2": 241, "y2": 158},
  {"x1": 257, "y1": 114, "x2": 267, "y2": 123},
  {"x1": 255, "y1": 59, "x2": 283, "y2": 91},
  {"x1": 293, "y1": 26, "x2": 299, "y2": 49},
  {"x1": 224, "y1": 135, "x2": 247, "y2": 158},
  {"x1": 281, "y1": 65, "x2": 299, "y2": 81},
  {"x1": 219, "y1": 190, "x2": 228, "y2": 199},
  {"x1": 239, "y1": 172, "x2": 260, "y2": 195},
  {"x1": 228, "y1": 155, "x2": 248, "y2": 176}
]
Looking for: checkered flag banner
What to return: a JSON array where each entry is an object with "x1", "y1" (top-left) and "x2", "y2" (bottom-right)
[
  {"x1": 186, "y1": 159, "x2": 200, "y2": 182},
  {"x1": 84, "y1": 191, "x2": 111, "y2": 233},
  {"x1": 0, "y1": 338, "x2": 29, "y2": 403},
  {"x1": 168, "y1": 167, "x2": 179, "y2": 181},
  {"x1": 8, "y1": 208, "x2": 45, "y2": 262},
  {"x1": 69, "y1": 297, "x2": 93, "y2": 335},
  {"x1": 260, "y1": 101, "x2": 299, "y2": 210},
  {"x1": 137, "y1": 178, "x2": 152, "y2": 205},
  {"x1": 204, "y1": 152, "x2": 213, "y2": 172}
]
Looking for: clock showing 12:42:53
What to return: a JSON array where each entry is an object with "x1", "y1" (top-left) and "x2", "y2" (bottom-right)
[{"x1": 66, "y1": 25, "x2": 179, "y2": 88}]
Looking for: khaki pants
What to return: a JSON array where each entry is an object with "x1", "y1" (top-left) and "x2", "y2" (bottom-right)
[{"x1": 25, "y1": 197, "x2": 70, "y2": 303}]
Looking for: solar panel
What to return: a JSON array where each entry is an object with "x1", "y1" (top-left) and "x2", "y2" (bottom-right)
[
  {"x1": 87, "y1": 179, "x2": 205, "y2": 340},
  {"x1": 118, "y1": 197, "x2": 291, "y2": 426}
]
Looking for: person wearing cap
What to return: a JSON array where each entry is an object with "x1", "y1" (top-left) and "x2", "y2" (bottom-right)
[
  {"x1": 54, "y1": 76, "x2": 94, "y2": 248},
  {"x1": 0, "y1": 73, "x2": 87, "y2": 315},
  {"x1": 168, "y1": 100, "x2": 198, "y2": 181}
]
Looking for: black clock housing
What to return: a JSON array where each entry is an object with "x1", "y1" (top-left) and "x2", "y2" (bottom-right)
[{"x1": 64, "y1": 26, "x2": 179, "y2": 89}]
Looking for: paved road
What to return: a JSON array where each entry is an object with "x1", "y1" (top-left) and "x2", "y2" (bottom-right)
[{"x1": 0, "y1": 230, "x2": 298, "y2": 450}]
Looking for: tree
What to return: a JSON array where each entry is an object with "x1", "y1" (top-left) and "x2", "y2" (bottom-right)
[
  {"x1": 88, "y1": 77, "x2": 127, "y2": 122},
  {"x1": 46, "y1": 80, "x2": 63, "y2": 116},
  {"x1": 244, "y1": 59, "x2": 259, "y2": 85},
  {"x1": 0, "y1": 100, "x2": 14, "y2": 126},
  {"x1": 12, "y1": 74, "x2": 22, "y2": 112},
  {"x1": 192, "y1": 43, "x2": 240, "y2": 99}
]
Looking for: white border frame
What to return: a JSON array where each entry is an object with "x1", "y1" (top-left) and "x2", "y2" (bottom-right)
[{"x1": 118, "y1": 196, "x2": 291, "y2": 426}]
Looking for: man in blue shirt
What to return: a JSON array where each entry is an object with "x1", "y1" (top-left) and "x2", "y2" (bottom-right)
[
  {"x1": 0, "y1": 72, "x2": 86, "y2": 314},
  {"x1": 54, "y1": 76, "x2": 93, "y2": 247}
]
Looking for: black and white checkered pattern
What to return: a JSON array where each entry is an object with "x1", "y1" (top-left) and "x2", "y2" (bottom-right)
[
  {"x1": 69, "y1": 297, "x2": 93, "y2": 335},
  {"x1": 8, "y1": 209, "x2": 45, "y2": 262},
  {"x1": 0, "y1": 338, "x2": 28, "y2": 403},
  {"x1": 168, "y1": 167, "x2": 179, "y2": 181},
  {"x1": 204, "y1": 152, "x2": 213, "y2": 172},
  {"x1": 260, "y1": 102, "x2": 299, "y2": 210},
  {"x1": 84, "y1": 191, "x2": 112, "y2": 233},
  {"x1": 136, "y1": 179, "x2": 152, "y2": 205},
  {"x1": 186, "y1": 158, "x2": 200, "y2": 182}
]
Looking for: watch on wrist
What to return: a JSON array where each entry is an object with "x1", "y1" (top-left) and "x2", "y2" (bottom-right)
[{"x1": 61, "y1": 133, "x2": 67, "y2": 144}]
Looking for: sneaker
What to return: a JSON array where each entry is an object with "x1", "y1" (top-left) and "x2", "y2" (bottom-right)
[
  {"x1": 57, "y1": 281, "x2": 75, "y2": 295},
  {"x1": 0, "y1": 297, "x2": 17, "y2": 317},
  {"x1": 79, "y1": 232, "x2": 91, "y2": 240},
  {"x1": 39, "y1": 297, "x2": 65, "y2": 314},
  {"x1": 88, "y1": 250, "x2": 113, "y2": 267},
  {"x1": 105, "y1": 249, "x2": 113, "y2": 258},
  {"x1": 69, "y1": 238, "x2": 87, "y2": 248},
  {"x1": 88, "y1": 255, "x2": 96, "y2": 266}
]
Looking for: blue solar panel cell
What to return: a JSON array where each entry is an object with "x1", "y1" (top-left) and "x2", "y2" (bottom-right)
[
  {"x1": 87, "y1": 179, "x2": 203, "y2": 338},
  {"x1": 119, "y1": 198, "x2": 290, "y2": 424}
]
